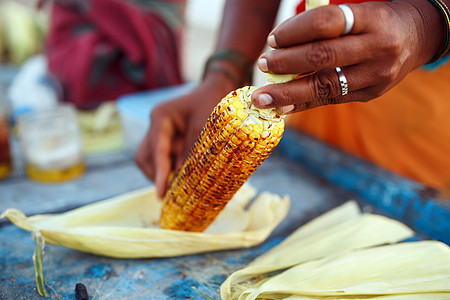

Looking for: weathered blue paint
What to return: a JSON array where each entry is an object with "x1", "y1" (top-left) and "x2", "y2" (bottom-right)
[
  {"x1": 277, "y1": 129, "x2": 450, "y2": 244},
  {"x1": 1, "y1": 147, "x2": 362, "y2": 299},
  {"x1": 0, "y1": 214, "x2": 328, "y2": 299}
]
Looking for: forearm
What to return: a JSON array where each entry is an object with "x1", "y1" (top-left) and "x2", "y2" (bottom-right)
[
  {"x1": 216, "y1": 0, "x2": 281, "y2": 60},
  {"x1": 203, "y1": 0, "x2": 281, "y2": 91}
]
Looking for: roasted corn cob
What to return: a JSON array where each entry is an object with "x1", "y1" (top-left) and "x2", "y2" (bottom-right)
[{"x1": 160, "y1": 86, "x2": 285, "y2": 232}]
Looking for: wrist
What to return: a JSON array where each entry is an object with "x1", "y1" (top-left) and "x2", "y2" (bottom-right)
[
  {"x1": 202, "y1": 49, "x2": 254, "y2": 88},
  {"x1": 424, "y1": 0, "x2": 450, "y2": 62},
  {"x1": 202, "y1": 69, "x2": 239, "y2": 97},
  {"x1": 397, "y1": 0, "x2": 449, "y2": 64}
]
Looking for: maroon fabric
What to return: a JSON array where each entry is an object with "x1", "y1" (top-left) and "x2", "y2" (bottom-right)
[{"x1": 47, "y1": 0, "x2": 183, "y2": 109}]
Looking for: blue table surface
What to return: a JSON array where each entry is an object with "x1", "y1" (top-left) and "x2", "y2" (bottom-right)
[
  {"x1": 1, "y1": 138, "x2": 357, "y2": 300},
  {"x1": 1, "y1": 86, "x2": 449, "y2": 299}
]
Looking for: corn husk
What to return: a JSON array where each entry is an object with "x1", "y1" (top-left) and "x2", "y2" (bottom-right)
[
  {"x1": 0, "y1": 1, "x2": 42, "y2": 65},
  {"x1": 238, "y1": 241, "x2": 450, "y2": 299},
  {"x1": 305, "y1": 0, "x2": 330, "y2": 10},
  {"x1": 285, "y1": 294, "x2": 450, "y2": 300},
  {"x1": 1, "y1": 183, "x2": 290, "y2": 258},
  {"x1": 77, "y1": 102, "x2": 125, "y2": 155},
  {"x1": 32, "y1": 231, "x2": 49, "y2": 297},
  {"x1": 220, "y1": 202, "x2": 414, "y2": 299},
  {"x1": 220, "y1": 202, "x2": 450, "y2": 300}
]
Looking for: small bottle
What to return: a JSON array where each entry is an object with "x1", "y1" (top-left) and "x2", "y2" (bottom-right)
[
  {"x1": 18, "y1": 104, "x2": 85, "y2": 182},
  {"x1": 0, "y1": 94, "x2": 12, "y2": 180}
]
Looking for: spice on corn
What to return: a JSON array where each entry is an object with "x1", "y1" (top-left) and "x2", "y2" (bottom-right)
[{"x1": 160, "y1": 86, "x2": 285, "y2": 232}]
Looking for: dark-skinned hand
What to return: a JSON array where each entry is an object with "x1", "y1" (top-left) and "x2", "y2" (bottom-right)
[
  {"x1": 251, "y1": 0, "x2": 445, "y2": 114},
  {"x1": 135, "y1": 74, "x2": 237, "y2": 197}
]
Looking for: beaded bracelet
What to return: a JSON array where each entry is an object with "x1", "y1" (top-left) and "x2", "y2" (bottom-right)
[
  {"x1": 427, "y1": 0, "x2": 450, "y2": 63},
  {"x1": 202, "y1": 49, "x2": 254, "y2": 86}
]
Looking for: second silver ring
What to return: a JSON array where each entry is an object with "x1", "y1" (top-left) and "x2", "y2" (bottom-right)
[{"x1": 335, "y1": 67, "x2": 348, "y2": 96}]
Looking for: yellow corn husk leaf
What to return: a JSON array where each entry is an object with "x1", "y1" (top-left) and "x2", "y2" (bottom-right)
[
  {"x1": 238, "y1": 241, "x2": 450, "y2": 299},
  {"x1": 32, "y1": 231, "x2": 49, "y2": 297},
  {"x1": 220, "y1": 201, "x2": 414, "y2": 299},
  {"x1": 306, "y1": 0, "x2": 330, "y2": 10},
  {"x1": 265, "y1": 74, "x2": 299, "y2": 85},
  {"x1": 285, "y1": 293, "x2": 450, "y2": 299},
  {"x1": 1, "y1": 183, "x2": 289, "y2": 258},
  {"x1": 77, "y1": 102, "x2": 125, "y2": 155},
  {"x1": 0, "y1": 1, "x2": 41, "y2": 65}
]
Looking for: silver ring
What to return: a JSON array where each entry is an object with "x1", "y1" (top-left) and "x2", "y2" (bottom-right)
[
  {"x1": 338, "y1": 4, "x2": 354, "y2": 35},
  {"x1": 335, "y1": 67, "x2": 348, "y2": 96}
]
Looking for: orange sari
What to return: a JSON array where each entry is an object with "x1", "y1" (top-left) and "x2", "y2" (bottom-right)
[{"x1": 287, "y1": 63, "x2": 450, "y2": 193}]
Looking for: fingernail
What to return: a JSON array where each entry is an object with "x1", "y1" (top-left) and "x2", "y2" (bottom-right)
[
  {"x1": 277, "y1": 104, "x2": 295, "y2": 114},
  {"x1": 258, "y1": 58, "x2": 269, "y2": 72},
  {"x1": 268, "y1": 35, "x2": 277, "y2": 48},
  {"x1": 256, "y1": 93, "x2": 273, "y2": 106}
]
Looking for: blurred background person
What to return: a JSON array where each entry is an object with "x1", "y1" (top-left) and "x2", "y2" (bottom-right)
[{"x1": 46, "y1": 0, "x2": 187, "y2": 109}]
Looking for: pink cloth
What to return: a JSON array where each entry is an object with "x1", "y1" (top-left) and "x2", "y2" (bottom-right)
[{"x1": 47, "y1": 0, "x2": 184, "y2": 109}]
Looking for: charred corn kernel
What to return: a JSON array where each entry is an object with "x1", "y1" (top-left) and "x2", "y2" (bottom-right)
[
  {"x1": 241, "y1": 125, "x2": 252, "y2": 135},
  {"x1": 231, "y1": 118, "x2": 241, "y2": 128},
  {"x1": 231, "y1": 135, "x2": 243, "y2": 146},
  {"x1": 160, "y1": 86, "x2": 285, "y2": 232},
  {"x1": 236, "y1": 130, "x2": 248, "y2": 141},
  {"x1": 224, "y1": 124, "x2": 234, "y2": 134},
  {"x1": 249, "y1": 132, "x2": 260, "y2": 142}
]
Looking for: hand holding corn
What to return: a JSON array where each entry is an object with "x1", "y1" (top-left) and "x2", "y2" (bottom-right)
[
  {"x1": 160, "y1": 86, "x2": 285, "y2": 231},
  {"x1": 136, "y1": 79, "x2": 237, "y2": 198},
  {"x1": 251, "y1": 0, "x2": 445, "y2": 113}
]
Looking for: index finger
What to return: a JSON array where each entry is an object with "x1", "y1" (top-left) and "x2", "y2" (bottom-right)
[
  {"x1": 153, "y1": 118, "x2": 176, "y2": 198},
  {"x1": 270, "y1": 4, "x2": 358, "y2": 48}
]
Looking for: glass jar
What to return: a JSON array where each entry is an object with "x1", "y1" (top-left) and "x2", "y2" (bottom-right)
[
  {"x1": 18, "y1": 104, "x2": 85, "y2": 182},
  {"x1": 0, "y1": 93, "x2": 12, "y2": 180}
]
